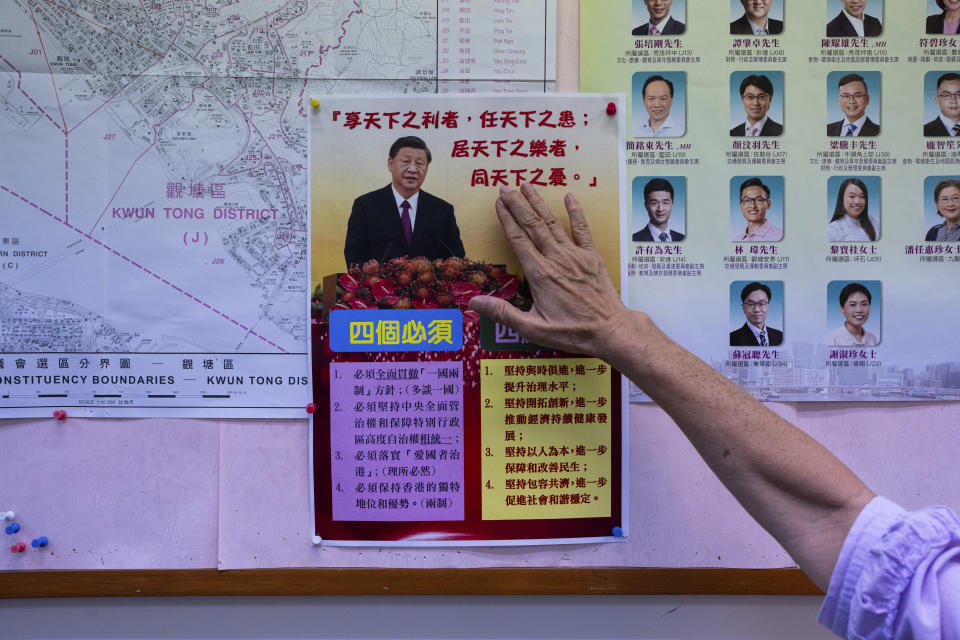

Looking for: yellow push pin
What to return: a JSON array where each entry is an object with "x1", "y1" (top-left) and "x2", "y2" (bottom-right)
[{"x1": 309, "y1": 98, "x2": 320, "y2": 109}]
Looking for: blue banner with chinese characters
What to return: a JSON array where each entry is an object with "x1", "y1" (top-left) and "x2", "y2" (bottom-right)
[{"x1": 328, "y1": 309, "x2": 463, "y2": 352}]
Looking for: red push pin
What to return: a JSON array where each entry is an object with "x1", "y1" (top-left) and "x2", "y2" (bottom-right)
[
  {"x1": 305, "y1": 402, "x2": 317, "y2": 414},
  {"x1": 10, "y1": 542, "x2": 26, "y2": 553},
  {"x1": 53, "y1": 410, "x2": 67, "y2": 421},
  {"x1": 606, "y1": 101, "x2": 617, "y2": 115}
]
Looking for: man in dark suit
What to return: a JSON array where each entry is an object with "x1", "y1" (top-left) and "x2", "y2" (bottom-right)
[
  {"x1": 632, "y1": 178, "x2": 684, "y2": 242},
  {"x1": 730, "y1": 0, "x2": 783, "y2": 35},
  {"x1": 344, "y1": 136, "x2": 465, "y2": 267},
  {"x1": 826, "y1": 0, "x2": 882, "y2": 37},
  {"x1": 827, "y1": 73, "x2": 879, "y2": 137},
  {"x1": 632, "y1": 0, "x2": 685, "y2": 35},
  {"x1": 730, "y1": 74, "x2": 783, "y2": 137},
  {"x1": 924, "y1": 73, "x2": 960, "y2": 137},
  {"x1": 730, "y1": 282, "x2": 783, "y2": 347}
]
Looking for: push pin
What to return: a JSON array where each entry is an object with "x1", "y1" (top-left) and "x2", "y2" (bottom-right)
[
  {"x1": 611, "y1": 526, "x2": 624, "y2": 538},
  {"x1": 311, "y1": 535, "x2": 323, "y2": 546},
  {"x1": 309, "y1": 97, "x2": 321, "y2": 109},
  {"x1": 53, "y1": 409, "x2": 67, "y2": 420},
  {"x1": 10, "y1": 542, "x2": 26, "y2": 553},
  {"x1": 31, "y1": 537, "x2": 48, "y2": 548},
  {"x1": 305, "y1": 402, "x2": 317, "y2": 414},
  {"x1": 5, "y1": 523, "x2": 20, "y2": 535},
  {"x1": 606, "y1": 101, "x2": 617, "y2": 116},
  {"x1": 1, "y1": 511, "x2": 14, "y2": 521}
]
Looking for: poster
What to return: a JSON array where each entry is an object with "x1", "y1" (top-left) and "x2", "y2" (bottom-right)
[
  {"x1": 583, "y1": 1, "x2": 960, "y2": 402},
  {"x1": 0, "y1": 0, "x2": 556, "y2": 417},
  {"x1": 309, "y1": 94, "x2": 628, "y2": 544}
]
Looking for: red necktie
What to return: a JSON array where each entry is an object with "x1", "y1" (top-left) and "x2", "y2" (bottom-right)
[
  {"x1": 400, "y1": 200, "x2": 413, "y2": 246},
  {"x1": 650, "y1": 24, "x2": 660, "y2": 35}
]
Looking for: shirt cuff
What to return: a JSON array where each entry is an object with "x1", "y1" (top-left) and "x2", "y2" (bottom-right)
[{"x1": 817, "y1": 496, "x2": 906, "y2": 637}]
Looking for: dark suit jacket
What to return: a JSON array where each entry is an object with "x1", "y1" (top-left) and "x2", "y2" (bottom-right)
[
  {"x1": 730, "y1": 323, "x2": 783, "y2": 347},
  {"x1": 927, "y1": 12, "x2": 946, "y2": 34},
  {"x1": 632, "y1": 16, "x2": 685, "y2": 35},
  {"x1": 632, "y1": 226, "x2": 684, "y2": 242},
  {"x1": 730, "y1": 118, "x2": 783, "y2": 137},
  {"x1": 344, "y1": 185, "x2": 465, "y2": 267},
  {"x1": 826, "y1": 12, "x2": 882, "y2": 37},
  {"x1": 827, "y1": 117, "x2": 880, "y2": 137},
  {"x1": 730, "y1": 15, "x2": 783, "y2": 35},
  {"x1": 924, "y1": 117, "x2": 953, "y2": 137}
]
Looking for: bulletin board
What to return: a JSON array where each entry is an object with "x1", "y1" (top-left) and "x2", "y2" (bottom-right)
[{"x1": 4, "y1": 1, "x2": 960, "y2": 598}]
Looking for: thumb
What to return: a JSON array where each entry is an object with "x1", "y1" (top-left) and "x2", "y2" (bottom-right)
[{"x1": 468, "y1": 295, "x2": 530, "y2": 333}]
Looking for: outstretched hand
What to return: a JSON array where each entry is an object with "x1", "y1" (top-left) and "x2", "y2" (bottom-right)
[{"x1": 468, "y1": 184, "x2": 631, "y2": 360}]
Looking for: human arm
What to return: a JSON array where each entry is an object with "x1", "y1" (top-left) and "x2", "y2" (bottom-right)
[{"x1": 468, "y1": 184, "x2": 875, "y2": 590}]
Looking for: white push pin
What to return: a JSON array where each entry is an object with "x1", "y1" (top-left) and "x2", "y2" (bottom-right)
[
  {"x1": 1, "y1": 511, "x2": 14, "y2": 521},
  {"x1": 311, "y1": 535, "x2": 323, "y2": 546}
]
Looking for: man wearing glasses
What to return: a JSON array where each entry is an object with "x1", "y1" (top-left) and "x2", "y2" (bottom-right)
[
  {"x1": 924, "y1": 72, "x2": 960, "y2": 136},
  {"x1": 827, "y1": 73, "x2": 879, "y2": 137},
  {"x1": 731, "y1": 178, "x2": 782, "y2": 241},
  {"x1": 730, "y1": 74, "x2": 783, "y2": 137},
  {"x1": 730, "y1": 281, "x2": 783, "y2": 347}
]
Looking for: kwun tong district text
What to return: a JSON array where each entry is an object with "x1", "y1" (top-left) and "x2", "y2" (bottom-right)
[{"x1": 112, "y1": 207, "x2": 279, "y2": 220}]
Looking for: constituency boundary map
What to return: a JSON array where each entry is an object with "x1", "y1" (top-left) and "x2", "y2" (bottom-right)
[{"x1": 0, "y1": 0, "x2": 556, "y2": 416}]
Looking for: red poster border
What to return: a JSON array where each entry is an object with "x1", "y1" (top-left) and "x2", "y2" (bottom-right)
[{"x1": 311, "y1": 320, "x2": 623, "y2": 543}]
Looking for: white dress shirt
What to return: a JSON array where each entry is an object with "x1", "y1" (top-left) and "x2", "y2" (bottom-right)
[
  {"x1": 842, "y1": 9, "x2": 865, "y2": 37},
  {"x1": 635, "y1": 115, "x2": 683, "y2": 138},
  {"x1": 390, "y1": 186, "x2": 419, "y2": 230},
  {"x1": 839, "y1": 113, "x2": 868, "y2": 136}
]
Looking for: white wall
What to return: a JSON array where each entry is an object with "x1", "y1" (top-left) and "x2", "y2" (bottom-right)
[{"x1": 2, "y1": 596, "x2": 837, "y2": 639}]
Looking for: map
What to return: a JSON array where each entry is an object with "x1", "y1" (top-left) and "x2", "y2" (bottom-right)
[{"x1": 0, "y1": 0, "x2": 556, "y2": 416}]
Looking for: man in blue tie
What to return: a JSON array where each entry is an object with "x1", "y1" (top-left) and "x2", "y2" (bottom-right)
[
  {"x1": 344, "y1": 136, "x2": 465, "y2": 267},
  {"x1": 632, "y1": 178, "x2": 685, "y2": 242},
  {"x1": 729, "y1": 281, "x2": 784, "y2": 347},
  {"x1": 827, "y1": 74, "x2": 879, "y2": 137}
]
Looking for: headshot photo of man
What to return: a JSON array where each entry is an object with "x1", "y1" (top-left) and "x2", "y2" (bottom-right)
[
  {"x1": 924, "y1": 72, "x2": 960, "y2": 136},
  {"x1": 632, "y1": 0, "x2": 686, "y2": 35},
  {"x1": 729, "y1": 281, "x2": 784, "y2": 347},
  {"x1": 632, "y1": 72, "x2": 685, "y2": 138},
  {"x1": 632, "y1": 177, "x2": 685, "y2": 242},
  {"x1": 343, "y1": 135, "x2": 465, "y2": 267},
  {"x1": 827, "y1": 72, "x2": 880, "y2": 137},
  {"x1": 730, "y1": 0, "x2": 783, "y2": 35},
  {"x1": 730, "y1": 72, "x2": 783, "y2": 137},
  {"x1": 826, "y1": 0, "x2": 883, "y2": 37},
  {"x1": 730, "y1": 177, "x2": 783, "y2": 242}
]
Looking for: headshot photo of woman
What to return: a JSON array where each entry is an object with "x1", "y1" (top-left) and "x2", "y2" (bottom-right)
[
  {"x1": 827, "y1": 177, "x2": 879, "y2": 242},
  {"x1": 926, "y1": 177, "x2": 960, "y2": 241},
  {"x1": 827, "y1": 282, "x2": 879, "y2": 347},
  {"x1": 927, "y1": 0, "x2": 960, "y2": 34}
]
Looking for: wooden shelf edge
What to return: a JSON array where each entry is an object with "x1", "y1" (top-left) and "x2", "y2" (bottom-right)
[{"x1": 2, "y1": 567, "x2": 822, "y2": 598}]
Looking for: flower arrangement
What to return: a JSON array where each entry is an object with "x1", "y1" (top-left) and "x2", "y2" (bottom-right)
[{"x1": 332, "y1": 256, "x2": 521, "y2": 312}]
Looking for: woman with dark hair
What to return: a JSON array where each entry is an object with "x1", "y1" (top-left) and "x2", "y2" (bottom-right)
[
  {"x1": 827, "y1": 282, "x2": 878, "y2": 346},
  {"x1": 926, "y1": 177, "x2": 960, "y2": 241},
  {"x1": 927, "y1": 0, "x2": 960, "y2": 34},
  {"x1": 827, "y1": 178, "x2": 878, "y2": 242}
]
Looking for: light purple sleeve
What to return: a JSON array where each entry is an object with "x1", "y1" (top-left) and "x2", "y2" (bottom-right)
[{"x1": 818, "y1": 496, "x2": 960, "y2": 639}]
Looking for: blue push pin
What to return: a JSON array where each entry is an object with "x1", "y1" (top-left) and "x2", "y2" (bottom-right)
[
  {"x1": 5, "y1": 523, "x2": 20, "y2": 535},
  {"x1": 611, "y1": 526, "x2": 624, "y2": 538},
  {"x1": 31, "y1": 537, "x2": 48, "y2": 548}
]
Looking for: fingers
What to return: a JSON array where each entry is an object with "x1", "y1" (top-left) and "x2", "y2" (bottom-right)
[
  {"x1": 495, "y1": 197, "x2": 543, "y2": 274},
  {"x1": 518, "y1": 183, "x2": 570, "y2": 245},
  {"x1": 499, "y1": 185, "x2": 565, "y2": 254},
  {"x1": 468, "y1": 295, "x2": 537, "y2": 339},
  {"x1": 563, "y1": 192, "x2": 595, "y2": 250}
]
